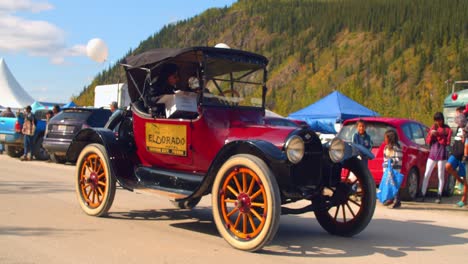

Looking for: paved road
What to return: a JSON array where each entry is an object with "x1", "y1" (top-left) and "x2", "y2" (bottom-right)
[{"x1": 0, "y1": 154, "x2": 467, "y2": 264}]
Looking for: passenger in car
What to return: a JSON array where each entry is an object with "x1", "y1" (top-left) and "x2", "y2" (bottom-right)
[{"x1": 145, "y1": 63, "x2": 179, "y2": 117}]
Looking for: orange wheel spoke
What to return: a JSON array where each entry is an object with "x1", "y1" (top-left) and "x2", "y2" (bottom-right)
[
  {"x1": 233, "y1": 212, "x2": 242, "y2": 229},
  {"x1": 251, "y1": 202, "x2": 265, "y2": 208},
  {"x1": 227, "y1": 207, "x2": 239, "y2": 217},
  {"x1": 98, "y1": 181, "x2": 106, "y2": 187},
  {"x1": 97, "y1": 172, "x2": 106, "y2": 178},
  {"x1": 250, "y1": 189, "x2": 262, "y2": 200},
  {"x1": 226, "y1": 185, "x2": 239, "y2": 197},
  {"x1": 97, "y1": 186, "x2": 104, "y2": 196},
  {"x1": 345, "y1": 202, "x2": 356, "y2": 217},
  {"x1": 224, "y1": 198, "x2": 237, "y2": 203},
  {"x1": 247, "y1": 177, "x2": 255, "y2": 195},
  {"x1": 232, "y1": 176, "x2": 242, "y2": 194},
  {"x1": 243, "y1": 214, "x2": 247, "y2": 234},
  {"x1": 248, "y1": 213, "x2": 257, "y2": 231},
  {"x1": 96, "y1": 162, "x2": 102, "y2": 174},
  {"x1": 250, "y1": 208, "x2": 263, "y2": 221},
  {"x1": 242, "y1": 172, "x2": 247, "y2": 193}
]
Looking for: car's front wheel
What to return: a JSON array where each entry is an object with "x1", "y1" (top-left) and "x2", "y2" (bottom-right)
[
  {"x1": 314, "y1": 157, "x2": 376, "y2": 237},
  {"x1": 75, "y1": 143, "x2": 116, "y2": 216},
  {"x1": 212, "y1": 154, "x2": 281, "y2": 252}
]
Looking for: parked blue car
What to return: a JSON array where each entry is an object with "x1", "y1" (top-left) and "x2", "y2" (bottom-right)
[{"x1": 0, "y1": 109, "x2": 49, "y2": 160}]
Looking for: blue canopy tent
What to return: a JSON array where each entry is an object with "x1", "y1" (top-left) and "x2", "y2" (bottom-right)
[
  {"x1": 288, "y1": 91, "x2": 379, "y2": 134},
  {"x1": 62, "y1": 101, "x2": 77, "y2": 108}
]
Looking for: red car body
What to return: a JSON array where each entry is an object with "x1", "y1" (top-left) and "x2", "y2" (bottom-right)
[{"x1": 337, "y1": 117, "x2": 455, "y2": 200}]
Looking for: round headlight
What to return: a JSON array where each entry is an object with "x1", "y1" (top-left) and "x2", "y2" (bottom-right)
[
  {"x1": 329, "y1": 138, "x2": 345, "y2": 163},
  {"x1": 285, "y1": 135, "x2": 305, "y2": 164}
]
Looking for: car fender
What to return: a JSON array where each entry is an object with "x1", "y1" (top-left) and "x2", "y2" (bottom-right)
[
  {"x1": 66, "y1": 128, "x2": 136, "y2": 190},
  {"x1": 191, "y1": 140, "x2": 287, "y2": 197}
]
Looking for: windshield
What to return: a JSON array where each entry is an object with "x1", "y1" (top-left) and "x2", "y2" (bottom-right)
[
  {"x1": 337, "y1": 122, "x2": 395, "y2": 147},
  {"x1": 202, "y1": 67, "x2": 264, "y2": 108}
]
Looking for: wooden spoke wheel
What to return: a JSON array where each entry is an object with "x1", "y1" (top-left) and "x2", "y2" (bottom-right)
[
  {"x1": 314, "y1": 157, "x2": 376, "y2": 237},
  {"x1": 212, "y1": 154, "x2": 280, "y2": 252},
  {"x1": 75, "y1": 144, "x2": 116, "y2": 217}
]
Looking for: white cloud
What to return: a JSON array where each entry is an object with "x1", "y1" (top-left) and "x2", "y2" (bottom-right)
[
  {"x1": 0, "y1": 1, "x2": 86, "y2": 64},
  {"x1": 0, "y1": 0, "x2": 53, "y2": 13}
]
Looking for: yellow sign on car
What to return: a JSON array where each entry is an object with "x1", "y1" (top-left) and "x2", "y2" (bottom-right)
[{"x1": 145, "y1": 123, "x2": 187, "y2": 156}]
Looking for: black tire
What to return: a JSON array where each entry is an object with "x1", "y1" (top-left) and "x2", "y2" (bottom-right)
[
  {"x1": 212, "y1": 154, "x2": 281, "y2": 252},
  {"x1": 443, "y1": 174, "x2": 456, "y2": 197},
  {"x1": 33, "y1": 136, "x2": 50, "y2": 160},
  {"x1": 5, "y1": 145, "x2": 22, "y2": 158},
  {"x1": 171, "y1": 197, "x2": 202, "y2": 209},
  {"x1": 400, "y1": 168, "x2": 419, "y2": 201},
  {"x1": 314, "y1": 157, "x2": 376, "y2": 237},
  {"x1": 75, "y1": 144, "x2": 116, "y2": 217},
  {"x1": 51, "y1": 153, "x2": 67, "y2": 164}
]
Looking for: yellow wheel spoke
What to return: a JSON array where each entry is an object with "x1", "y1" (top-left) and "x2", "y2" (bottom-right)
[
  {"x1": 227, "y1": 185, "x2": 239, "y2": 197},
  {"x1": 224, "y1": 199, "x2": 237, "y2": 203}
]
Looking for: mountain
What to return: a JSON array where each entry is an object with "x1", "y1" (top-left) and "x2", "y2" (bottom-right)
[{"x1": 73, "y1": 0, "x2": 468, "y2": 125}]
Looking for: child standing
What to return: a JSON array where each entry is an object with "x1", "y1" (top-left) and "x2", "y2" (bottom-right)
[
  {"x1": 352, "y1": 119, "x2": 373, "y2": 164},
  {"x1": 382, "y1": 129, "x2": 403, "y2": 208},
  {"x1": 421, "y1": 112, "x2": 452, "y2": 203}
]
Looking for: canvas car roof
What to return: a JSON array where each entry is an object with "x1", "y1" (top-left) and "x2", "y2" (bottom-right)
[{"x1": 122, "y1": 47, "x2": 269, "y2": 103}]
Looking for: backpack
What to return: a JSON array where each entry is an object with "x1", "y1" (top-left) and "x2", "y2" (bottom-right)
[
  {"x1": 452, "y1": 139, "x2": 464, "y2": 160},
  {"x1": 21, "y1": 115, "x2": 36, "y2": 136}
]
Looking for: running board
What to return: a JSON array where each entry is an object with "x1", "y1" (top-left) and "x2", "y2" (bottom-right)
[{"x1": 133, "y1": 166, "x2": 204, "y2": 199}]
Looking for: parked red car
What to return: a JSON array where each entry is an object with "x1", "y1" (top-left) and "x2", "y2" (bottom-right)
[{"x1": 337, "y1": 117, "x2": 456, "y2": 201}]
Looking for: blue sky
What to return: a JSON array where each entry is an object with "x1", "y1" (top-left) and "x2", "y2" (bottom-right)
[{"x1": 0, "y1": 0, "x2": 237, "y2": 103}]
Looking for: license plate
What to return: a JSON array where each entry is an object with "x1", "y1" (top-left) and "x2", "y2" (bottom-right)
[
  {"x1": 0, "y1": 134, "x2": 5, "y2": 141},
  {"x1": 58, "y1": 125, "x2": 66, "y2": 132}
]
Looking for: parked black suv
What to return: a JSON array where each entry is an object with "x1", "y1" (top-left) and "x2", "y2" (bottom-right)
[{"x1": 43, "y1": 108, "x2": 112, "y2": 163}]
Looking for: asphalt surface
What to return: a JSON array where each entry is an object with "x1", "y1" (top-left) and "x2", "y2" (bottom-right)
[{"x1": 0, "y1": 154, "x2": 467, "y2": 264}]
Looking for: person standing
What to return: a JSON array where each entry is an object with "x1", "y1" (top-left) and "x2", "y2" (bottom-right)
[
  {"x1": 447, "y1": 106, "x2": 468, "y2": 207},
  {"x1": 20, "y1": 105, "x2": 35, "y2": 161},
  {"x1": 420, "y1": 112, "x2": 452, "y2": 203},
  {"x1": 382, "y1": 129, "x2": 403, "y2": 208}
]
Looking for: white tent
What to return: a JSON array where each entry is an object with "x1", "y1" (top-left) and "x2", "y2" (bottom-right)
[{"x1": 0, "y1": 58, "x2": 34, "y2": 109}]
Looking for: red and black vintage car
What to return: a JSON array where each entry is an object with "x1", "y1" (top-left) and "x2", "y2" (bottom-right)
[{"x1": 66, "y1": 47, "x2": 376, "y2": 251}]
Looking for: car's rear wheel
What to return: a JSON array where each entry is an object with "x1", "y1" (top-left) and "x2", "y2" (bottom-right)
[
  {"x1": 443, "y1": 174, "x2": 456, "y2": 197},
  {"x1": 314, "y1": 158, "x2": 376, "y2": 237},
  {"x1": 75, "y1": 144, "x2": 116, "y2": 217},
  {"x1": 400, "y1": 168, "x2": 419, "y2": 201},
  {"x1": 33, "y1": 136, "x2": 49, "y2": 160},
  {"x1": 212, "y1": 154, "x2": 281, "y2": 252},
  {"x1": 5, "y1": 145, "x2": 22, "y2": 158},
  {"x1": 51, "y1": 153, "x2": 67, "y2": 164}
]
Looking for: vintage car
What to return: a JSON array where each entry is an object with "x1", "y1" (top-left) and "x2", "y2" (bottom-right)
[{"x1": 66, "y1": 47, "x2": 376, "y2": 251}]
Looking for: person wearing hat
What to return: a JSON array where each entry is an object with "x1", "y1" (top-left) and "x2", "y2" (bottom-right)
[{"x1": 110, "y1": 101, "x2": 118, "y2": 112}]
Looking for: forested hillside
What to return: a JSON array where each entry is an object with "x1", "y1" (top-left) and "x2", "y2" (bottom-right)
[{"x1": 73, "y1": 0, "x2": 468, "y2": 125}]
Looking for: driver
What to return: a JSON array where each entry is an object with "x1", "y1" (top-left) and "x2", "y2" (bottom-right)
[{"x1": 146, "y1": 63, "x2": 179, "y2": 104}]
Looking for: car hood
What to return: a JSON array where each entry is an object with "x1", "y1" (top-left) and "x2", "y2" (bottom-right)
[{"x1": 226, "y1": 123, "x2": 298, "y2": 149}]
